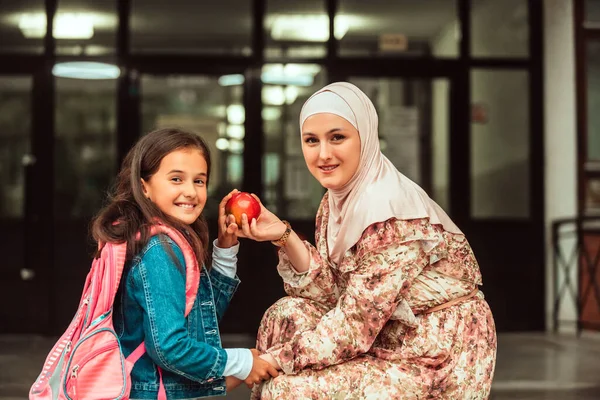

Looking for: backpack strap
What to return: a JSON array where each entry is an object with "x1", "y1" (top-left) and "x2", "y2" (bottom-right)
[{"x1": 149, "y1": 224, "x2": 200, "y2": 317}]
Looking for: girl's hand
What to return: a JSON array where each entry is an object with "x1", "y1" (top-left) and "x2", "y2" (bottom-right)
[
  {"x1": 217, "y1": 189, "x2": 240, "y2": 248},
  {"x1": 259, "y1": 353, "x2": 281, "y2": 371},
  {"x1": 245, "y1": 348, "x2": 279, "y2": 388},
  {"x1": 237, "y1": 195, "x2": 287, "y2": 242}
]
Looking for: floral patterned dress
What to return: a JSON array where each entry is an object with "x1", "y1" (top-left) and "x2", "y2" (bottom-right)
[{"x1": 252, "y1": 194, "x2": 497, "y2": 400}]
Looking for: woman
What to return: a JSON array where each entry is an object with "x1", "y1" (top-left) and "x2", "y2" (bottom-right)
[{"x1": 238, "y1": 82, "x2": 496, "y2": 399}]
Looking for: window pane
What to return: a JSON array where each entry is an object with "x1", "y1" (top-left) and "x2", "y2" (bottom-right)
[
  {"x1": 585, "y1": 0, "x2": 600, "y2": 26},
  {"x1": 54, "y1": 0, "x2": 117, "y2": 56},
  {"x1": 587, "y1": 41, "x2": 600, "y2": 161},
  {"x1": 585, "y1": 176, "x2": 600, "y2": 216},
  {"x1": 141, "y1": 75, "x2": 244, "y2": 219},
  {"x1": 431, "y1": 79, "x2": 451, "y2": 212},
  {"x1": 55, "y1": 78, "x2": 117, "y2": 219},
  {"x1": 349, "y1": 77, "x2": 450, "y2": 211},
  {"x1": 0, "y1": 77, "x2": 32, "y2": 218},
  {"x1": 265, "y1": 0, "x2": 327, "y2": 59},
  {"x1": 132, "y1": 0, "x2": 251, "y2": 55},
  {"x1": 471, "y1": 69, "x2": 530, "y2": 218},
  {"x1": 0, "y1": 0, "x2": 45, "y2": 53},
  {"x1": 262, "y1": 64, "x2": 326, "y2": 219},
  {"x1": 339, "y1": 0, "x2": 458, "y2": 58},
  {"x1": 471, "y1": 0, "x2": 529, "y2": 58}
]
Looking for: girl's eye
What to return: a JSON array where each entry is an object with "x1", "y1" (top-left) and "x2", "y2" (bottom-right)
[
  {"x1": 171, "y1": 177, "x2": 182, "y2": 183},
  {"x1": 194, "y1": 179, "x2": 205, "y2": 185},
  {"x1": 332, "y1": 134, "x2": 346, "y2": 141},
  {"x1": 304, "y1": 137, "x2": 318, "y2": 144}
]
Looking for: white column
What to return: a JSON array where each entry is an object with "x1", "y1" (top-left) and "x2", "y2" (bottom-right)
[{"x1": 544, "y1": 0, "x2": 578, "y2": 331}]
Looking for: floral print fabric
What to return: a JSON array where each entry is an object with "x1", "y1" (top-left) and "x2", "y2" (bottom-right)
[{"x1": 252, "y1": 194, "x2": 496, "y2": 399}]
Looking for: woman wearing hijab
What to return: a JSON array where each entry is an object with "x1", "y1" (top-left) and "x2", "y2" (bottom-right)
[{"x1": 237, "y1": 82, "x2": 496, "y2": 399}]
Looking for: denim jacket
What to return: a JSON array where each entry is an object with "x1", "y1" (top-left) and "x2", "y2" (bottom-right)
[{"x1": 113, "y1": 234, "x2": 240, "y2": 399}]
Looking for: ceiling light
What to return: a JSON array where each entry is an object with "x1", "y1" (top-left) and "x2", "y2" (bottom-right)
[
  {"x1": 216, "y1": 138, "x2": 230, "y2": 151},
  {"x1": 226, "y1": 104, "x2": 245, "y2": 125},
  {"x1": 226, "y1": 124, "x2": 245, "y2": 140},
  {"x1": 228, "y1": 139, "x2": 244, "y2": 154},
  {"x1": 218, "y1": 74, "x2": 245, "y2": 86},
  {"x1": 19, "y1": 12, "x2": 94, "y2": 39},
  {"x1": 270, "y1": 15, "x2": 351, "y2": 42},
  {"x1": 262, "y1": 86, "x2": 285, "y2": 106},
  {"x1": 52, "y1": 62, "x2": 120, "y2": 80},
  {"x1": 285, "y1": 86, "x2": 299, "y2": 104},
  {"x1": 262, "y1": 107, "x2": 282, "y2": 121},
  {"x1": 261, "y1": 63, "x2": 321, "y2": 87},
  {"x1": 261, "y1": 72, "x2": 313, "y2": 87}
]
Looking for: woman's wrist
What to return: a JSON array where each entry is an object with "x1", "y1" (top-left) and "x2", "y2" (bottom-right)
[{"x1": 271, "y1": 220, "x2": 291, "y2": 247}]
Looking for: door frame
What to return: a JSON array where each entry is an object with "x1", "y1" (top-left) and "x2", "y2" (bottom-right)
[{"x1": 0, "y1": 64, "x2": 55, "y2": 333}]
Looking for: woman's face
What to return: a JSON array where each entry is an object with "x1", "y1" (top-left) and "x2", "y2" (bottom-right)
[{"x1": 301, "y1": 113, "x2": 361, "y2": 190}]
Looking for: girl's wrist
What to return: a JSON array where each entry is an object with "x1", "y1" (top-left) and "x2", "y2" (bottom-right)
[{"x1": 217, "y1": 236, "x2": 238, "y2": 248}]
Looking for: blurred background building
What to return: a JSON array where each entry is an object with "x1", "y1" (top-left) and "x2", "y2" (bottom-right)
[
  {"x1": 3, "y1": 0, "x2": 600, "y2": 398},
  {"x1": 0, "y1": 0, "x2": 599, "y2": 394}
]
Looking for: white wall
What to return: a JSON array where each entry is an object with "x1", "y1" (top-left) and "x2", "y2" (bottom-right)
[{"x1": 544, "y1": 0, "x2": 578, "y2": 331}]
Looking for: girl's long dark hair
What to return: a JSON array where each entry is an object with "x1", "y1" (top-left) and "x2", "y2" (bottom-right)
[{"x1": 91, "y1": 128, "x2": 212, "y2": 264}]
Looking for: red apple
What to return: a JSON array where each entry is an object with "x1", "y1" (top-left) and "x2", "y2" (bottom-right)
[{"x1": 225, "y1": 192, "x2": 261, "y2": 226}]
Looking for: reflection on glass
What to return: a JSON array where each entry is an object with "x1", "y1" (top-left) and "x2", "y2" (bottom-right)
[
  {"x1": 585, "y1": 0, "x2": 600, "y2": 27},
  {"x1": 55, "y1": 78, "x2": 117, "y2": 219},
  {"x1": 132, "y1": 0, "x2": 251, "y2": 55},
  {"x1": 265, "y1": 0, "x2": 328, "y2": 59},
  {"x1": 0, "y1": 1, "x2": 45, "y2": 53},
  {"x1": 339, "y1": 0, "x2": 458, "y2": 58},
  {"x1": 350, "y1": 77, "x2": 450, "y2": 211},
  {"x1": 262, "y1": 64, "x2": 326, "y2": 219},
  {"x1": 470, "y1": 69, "x2": 530, "y2": 218},
  {"x1": 471, "y1": 0, "x2": 529, "y2": 58},
  {"x1": 0, "y1": 77, "x2": 32, "y2": 218},
  {"x1": 432, "y1": 79, "x2": 450, "y2": 212},
  {"x1": 141, "y1": 75, "x2": 244, "y2": 219},
  {"x1": 54, "y1": 0, "x2": 117, "y2": 56},
  {"x1": 587, "y1": 42, "x2": 600, "y2": 161},
  {"x1": 585, "y1": 177, "x2": 600, "y2": 216}
]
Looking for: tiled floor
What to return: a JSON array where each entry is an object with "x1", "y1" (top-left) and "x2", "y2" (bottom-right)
[{"x1": 2, "y1": 333, "x2": 599, "y2": 399}]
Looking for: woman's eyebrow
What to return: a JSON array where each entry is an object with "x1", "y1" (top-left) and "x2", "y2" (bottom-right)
[{"x1": 302, "y1": 128, "x2": 343, "y2": 136}]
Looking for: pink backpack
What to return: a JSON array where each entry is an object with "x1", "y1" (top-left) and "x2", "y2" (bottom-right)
[{"x1": 30, "y1": 225, "x2": 200, "y2": 400}]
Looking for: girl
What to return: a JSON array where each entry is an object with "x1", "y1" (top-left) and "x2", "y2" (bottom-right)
[
  {"x1": 238, "y1": 83, "x2": 497, "y2": 399},
  {"x1": 91, "y1": 128, "x2": 277, "y2": 398}
]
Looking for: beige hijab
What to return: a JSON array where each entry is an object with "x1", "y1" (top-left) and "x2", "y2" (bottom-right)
[{"x1": 300, "y1": 82, "x2": 462, "y2": 264}]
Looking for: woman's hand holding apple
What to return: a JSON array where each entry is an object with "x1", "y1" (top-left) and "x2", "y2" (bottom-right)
[{"x1": 233, "y1": 194, "x2": 287, "y2": 242}]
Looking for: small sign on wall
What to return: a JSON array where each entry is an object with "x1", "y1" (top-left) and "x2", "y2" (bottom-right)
[
  {"x1": 471, "y1": 102, "x2": 489, "y2": 124},
  {"x1": 379, "y1": 34, "x2": 408, "y2": 52}
]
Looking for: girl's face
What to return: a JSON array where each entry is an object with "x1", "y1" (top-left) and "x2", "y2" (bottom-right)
[
  {"x1": 141, "y1": 147, "x2": 208, "y2": 225},
  {"x1": 301, "y1": 113, "x2": 361, "y2": 190}
]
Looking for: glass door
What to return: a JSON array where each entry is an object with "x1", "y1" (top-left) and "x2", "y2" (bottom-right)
[
  {"x1": 348, "y1": 76, "x2": 452, "y2": 214},
  {"x1": 140, "y1": 73, "x2": 246, "y2": 220},
  {"x1": 0, "y1": 75, "x2": 44, "y2": 333}
]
